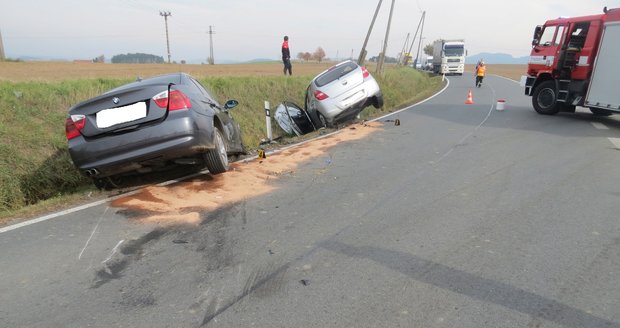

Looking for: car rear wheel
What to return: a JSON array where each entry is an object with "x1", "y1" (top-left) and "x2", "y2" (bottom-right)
[
  {"x1": 204, "y1": 127, "x2": 229, "y2": 174},
  {"x1": 93, "y1": 176, "x2": 123, "y2": 190},
  {"x1": 373, "y1": 94, "x2": 384, "y2": 109}
]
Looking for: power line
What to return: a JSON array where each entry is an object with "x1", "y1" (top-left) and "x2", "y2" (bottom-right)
[{"x1": 160, "y1": 11, "x2": 172, "y2": 63}]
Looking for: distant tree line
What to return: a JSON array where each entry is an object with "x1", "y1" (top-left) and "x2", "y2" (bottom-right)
[
  {"x1": 111, "y1": 53, "x2": 164, "y2": 64},
  {"x1": 369, "y1": 55, "x2": 398, "y2": 63},
  {"x1": 296, "y1": 47, "x2": 327, "y2": 63}
]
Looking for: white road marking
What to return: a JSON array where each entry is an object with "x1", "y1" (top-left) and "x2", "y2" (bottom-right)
[
  {"x1": 102, "y1": 239, "x2": 125, "y2": 265},
  {"x1": 0, "y1": 192, "x2": 138, "y2": 234},
  {"x1": 609, "y1": 138, "x2": 620, "y2": 149},
  {"x1": 493, "y1": 74, "x2": 520, "y2": 84},
  {"x1": 435, "y1": 81, "x2": 496, "y2": 165},
  {"x1": 591, "y1": 122, "x2": 609, "y2": 130},
  {"x1": 78, "y1": 206, "x2": 109, "y2": 260}
]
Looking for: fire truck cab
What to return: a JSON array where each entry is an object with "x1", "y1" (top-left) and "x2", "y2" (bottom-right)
[{"x1": 524, "y1": 7, "x2": 620, "y2": 116}]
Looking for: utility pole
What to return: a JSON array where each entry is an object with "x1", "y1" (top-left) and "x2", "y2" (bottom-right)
[
  {"x1": 376, "y1": 0, "x2": 395, "y2": 76},
  {"x1": 398, "y1": 32, "x2": 410, "y2": 65},
  {"x1": 358, "y1": 0, "x2": 383, "y2": 66},
  {"x1": 160, "y1": 11, "x2": 172, "y2": 63},
  {"x1": 0, "y1": 29, "x2": 5, "y2": 61},
  {"x1": 415, "y1": 11, "x2": 426, "y2": 68},
  {"x1": 208, "y1": 25, "x2": 215, "y2": 65},
  {"x1": 405, "y1": 11, "x2": 425, "y2": 66}
]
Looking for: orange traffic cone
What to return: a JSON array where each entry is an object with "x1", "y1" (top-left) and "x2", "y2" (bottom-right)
[{"x1": 465, "y1": 90, "x2": 474, "y2": 104}]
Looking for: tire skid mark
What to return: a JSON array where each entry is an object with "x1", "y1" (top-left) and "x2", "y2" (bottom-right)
[{"x1": 91, "y1": 229, "x2": 166, "y2": 288}]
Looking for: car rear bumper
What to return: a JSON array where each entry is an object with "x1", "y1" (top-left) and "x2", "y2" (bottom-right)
[
  {"x1": 319, "y1": 79, "x2": 381, "y2": 122},
  {"x1": 68, "y1": 115, "x2": 214, "y2": 177}
]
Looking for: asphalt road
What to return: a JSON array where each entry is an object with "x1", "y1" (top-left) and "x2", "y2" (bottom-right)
[{"x1": 1, "y1": 73, "x2": 619, "y2": 328}]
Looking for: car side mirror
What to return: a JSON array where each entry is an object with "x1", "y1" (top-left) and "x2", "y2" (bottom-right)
[{"x1": 224, "y1": 99, "x2": 239, "y2": 110}]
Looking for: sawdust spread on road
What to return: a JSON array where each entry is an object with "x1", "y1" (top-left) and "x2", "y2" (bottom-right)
[{"x1": 111, "y1": 122, "x2": 381, "y2": 226}]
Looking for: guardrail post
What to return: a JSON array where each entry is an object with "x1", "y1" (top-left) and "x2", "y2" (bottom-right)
[{"x1": 264, "y1": 101, "x2": 272, "y2": 142}]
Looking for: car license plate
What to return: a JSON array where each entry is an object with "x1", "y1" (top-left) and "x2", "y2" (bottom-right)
[
  {"x1": 341, "y1": 90, "x2": 365, "y2": 108},
  {"x1": 96, "y1": 102, "x2": 147, "y2": 128}
]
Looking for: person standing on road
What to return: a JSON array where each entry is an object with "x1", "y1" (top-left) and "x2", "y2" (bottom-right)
[
  {"x1": 282, "y1": 35, "x2": 292, "y2": 76},
  {"x1": 475, "y1": 60, "x2": 486, "y2": 88}
]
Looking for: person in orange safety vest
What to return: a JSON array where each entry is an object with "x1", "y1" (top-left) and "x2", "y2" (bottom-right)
[{"x1": 475, "y1": 60, "x2": 486, "y2": 88}]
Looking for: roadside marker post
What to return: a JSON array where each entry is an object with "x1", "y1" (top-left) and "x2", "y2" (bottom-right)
[{"x1": 264, "y1": 101, "x2": 272, "y2": 142}]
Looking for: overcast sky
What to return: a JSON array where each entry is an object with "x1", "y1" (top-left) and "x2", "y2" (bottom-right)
[{"x1": 0, "y1": 0, "x2": 616, "y2": 63}]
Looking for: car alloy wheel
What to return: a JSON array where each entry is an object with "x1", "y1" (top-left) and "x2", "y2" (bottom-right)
[{"x1": 204, "y1": 127, "x2": 229, "y2": 174}]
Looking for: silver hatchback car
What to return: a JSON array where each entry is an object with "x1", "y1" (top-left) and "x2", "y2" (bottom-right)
[{"x1": 305, "y1": 60, "x2": 383, "y2": 127}]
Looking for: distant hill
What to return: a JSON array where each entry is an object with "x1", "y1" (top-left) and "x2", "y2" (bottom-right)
[
  {"x1": 466, "y1": 53, "x2": 529, "y2": 64},
  {"x1": 17, "y1": 56, "x2": 69, "y2": 62}
]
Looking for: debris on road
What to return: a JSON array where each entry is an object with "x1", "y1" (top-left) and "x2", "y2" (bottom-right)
[{"x1": 111, "y1": 122, "x2": 382, "y2": 227}]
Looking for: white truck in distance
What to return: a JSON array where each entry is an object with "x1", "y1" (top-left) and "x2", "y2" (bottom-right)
[{"x1": 432, "y1": 39, "x2": 466, "y2": 75}]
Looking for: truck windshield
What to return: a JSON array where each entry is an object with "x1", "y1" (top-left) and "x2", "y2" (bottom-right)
[
  {"x1": 444, "y1": 45, "x2": 464, "y2": 56},
  {"x1": 539, "y1": 26, "x2": 556, "y2": 46}
]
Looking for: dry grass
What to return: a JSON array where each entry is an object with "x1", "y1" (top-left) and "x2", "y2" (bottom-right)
[
  {"x1": 0, "y1": 61, "x2": 526, "y2": 82},
  {"x1": 0, "y1": 61, "x2": 338, "y2": 82},
  {"x1": 466, "y1": 64, "x2": 527, "y2": 81}
]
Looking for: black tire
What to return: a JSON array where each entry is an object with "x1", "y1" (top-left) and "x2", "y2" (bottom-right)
[
  {"x1": 93, "y1": 176, "x2": 122, "y2": 190},
  {"x1": 204, "y1": 127, "x2": 229, "y2": 174},
  {"x1": 373, "y1": 94, "x2": 384, "y2": 109},
  {"x1": 93, "y1": 178, "x2": 107, "y2": 190},
  {"x1": 590, "y1": 108, "x2": 613, "y2": 116},
  {"x1": 532, "y1": 80, "x2": 560, "y2": 115},
  {"x1": 317, "y1": 112, "x2": 328, "y2": 128}
]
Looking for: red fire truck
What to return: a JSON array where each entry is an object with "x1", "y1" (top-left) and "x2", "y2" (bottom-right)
[{"x1": 524, "y1": 7, "x2": 620, "y2": 116}]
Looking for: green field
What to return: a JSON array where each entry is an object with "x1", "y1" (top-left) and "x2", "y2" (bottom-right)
[{"x1": 0, "y1": 65, "x2": 443, "y2": 221}]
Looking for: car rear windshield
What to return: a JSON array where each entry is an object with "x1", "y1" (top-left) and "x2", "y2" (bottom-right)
[{"x1": 315, "y1": 61, "x2": 359, "y2": 87}]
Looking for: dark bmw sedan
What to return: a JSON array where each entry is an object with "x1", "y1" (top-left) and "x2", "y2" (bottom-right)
[{"x1": 65, "y1": 73, "x2": 245, "y2": 188}]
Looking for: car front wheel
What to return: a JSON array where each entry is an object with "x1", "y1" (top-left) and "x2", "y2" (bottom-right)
[
  {"x1": 317, "y1": 112, "x2": 328, "y2": 128},
  {"x1": 204, "y1": 127, "x2": 229, "y2": 174}
]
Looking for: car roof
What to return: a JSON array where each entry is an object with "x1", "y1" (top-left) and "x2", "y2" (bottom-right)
[
  {"x1": 103, "y1": 72, "x2": 190, "y2": 94},
  {"x1": 313, "y1": 60, "x2": 360, "y2": 87}
]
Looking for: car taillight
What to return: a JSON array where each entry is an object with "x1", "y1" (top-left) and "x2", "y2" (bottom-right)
[
  {"x1": 313, "y1": 90, "x2": 329, "y2": 101},
  {"x1": 152, "y1": 90, "x2": 192, "y2": 110},
  {"x1": 65, "y1": 115, "x2": 85, "y2": 140},
  {"x1": 361, "y1": 66, "x2": 370, "y2": 78}
]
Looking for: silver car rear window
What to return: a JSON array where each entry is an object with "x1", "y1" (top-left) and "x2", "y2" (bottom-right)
[{"x1": 315, "y1": 61, "x2": 359, "y2": 87}]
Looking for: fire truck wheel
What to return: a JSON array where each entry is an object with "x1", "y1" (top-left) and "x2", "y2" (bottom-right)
[{"x1": 532, "y1": 80, "x2": 560, "y2": 115}]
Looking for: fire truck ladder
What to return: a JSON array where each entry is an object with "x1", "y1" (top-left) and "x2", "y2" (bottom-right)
[{"x1": 557, "y1": 80, "x2": 571, "y2": 103}]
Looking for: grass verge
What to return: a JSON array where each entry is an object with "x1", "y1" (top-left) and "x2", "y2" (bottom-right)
[{"x1": 0, "y1": 66, "x2": 443, "y2": 224}]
